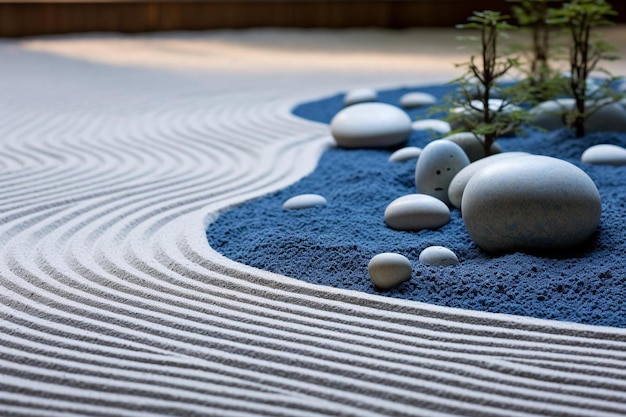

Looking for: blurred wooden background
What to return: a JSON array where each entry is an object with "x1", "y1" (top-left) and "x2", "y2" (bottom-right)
[{"x1": 0, "y1": 0, "x2": 624, "y2": 37}]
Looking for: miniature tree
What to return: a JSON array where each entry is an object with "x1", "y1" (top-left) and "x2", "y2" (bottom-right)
[
  {"x1": 549, "y1": 0, "x2": 621, "y2": 137},
  {"x1": 449, "y1": 10, "x2": 528, "y2": 155},
  {"x1": 508, "y1": 0, "x2": 566, "y2": 102}
]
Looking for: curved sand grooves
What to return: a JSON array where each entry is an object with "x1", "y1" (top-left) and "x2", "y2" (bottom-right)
[{"x1": 2, "y1": 29, "x2": 626, "y2": 415}]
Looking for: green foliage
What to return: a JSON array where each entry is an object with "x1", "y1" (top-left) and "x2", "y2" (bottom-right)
[
  {"x1": 548, "y1": 0, "x2": 621, "y2": 137},
  {"x1": 447, "y1": 10, "x2": 528, "y2": 154},
  {"x1": 508, "y1": 0, "x2": 566, "y2": 103}
]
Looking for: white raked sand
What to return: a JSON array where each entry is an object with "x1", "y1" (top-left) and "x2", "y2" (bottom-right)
[{"x1": 2, "y1": 28, "x2": 626, "y2": 416}]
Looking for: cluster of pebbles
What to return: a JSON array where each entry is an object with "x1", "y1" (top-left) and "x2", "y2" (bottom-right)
[{"x1": 283, "y1": 87, "x2": 626, "y2": 290}]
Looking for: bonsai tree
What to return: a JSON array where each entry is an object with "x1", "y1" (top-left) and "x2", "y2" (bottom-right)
[
  {"x1": 508, "y1": 0, "x2": 567, "y2": 102},
  {"x1": 549, "y1": 0, "x2": 621, "y2": 137},
  {"x1": 448, "y1": 10, "x2": 528, "y2": 155}
]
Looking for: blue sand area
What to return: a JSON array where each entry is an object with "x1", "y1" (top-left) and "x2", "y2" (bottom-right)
[{"x1": 206, "y1": 84, "x2": 626, "y2": 328}]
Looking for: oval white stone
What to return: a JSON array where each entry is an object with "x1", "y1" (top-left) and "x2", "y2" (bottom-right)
[
  {"x1": 415, "y1": 140, "x2": 470, "y2": 205},
  {"x1": 462, "y1": 155, "x2": 602, "y2": 252},
  {"x1": 450, "y1": 99, "x2": 521, "y2": 130},
  {"x1": 384, "y1": 194, "x2": 450, "y2": 231},
  {"x1": 400, "y1": 92, "x2": 437, "y2": 108},
  {"x1": 389, "y1": 146, "x2": 422, "y2": 162},
  {"x1": 419, "y1": 246, "x2": 459, "y2": 267},
  {"x1": 442, "y1": 131, "x2": 501, "y2": 162},
  {"x1": 368, "y1": 253, "x2": 412, "y2": 290},
  {"x1": 530, "y1": 98, "x2": 626, "y2": 132},
  {"x1": 330, "y1": 103, "x2": 412, "y2": 149},
  {"x1": 282, "y1": 194, "x2": 328, "y2": 210},
  {"x1": 344, "y1": 88, "x2": 377, "y2": 106},
  {"x1": 448, "y1": 152, "x2": 530, "y2": 209},
  {"x1": 581, "y1": 144, "x2": 626, "y2": 166},
  {"x1": 412, "y1": 119, "x2": 451, "y2": 134}
]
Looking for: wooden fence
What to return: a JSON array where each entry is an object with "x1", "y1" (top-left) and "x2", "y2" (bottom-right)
[{"x1": 0, "y1": 0, "x2": 624, "y2": 37}]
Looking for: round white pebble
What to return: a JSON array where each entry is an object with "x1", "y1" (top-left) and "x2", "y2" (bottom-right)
[
  {"x1": 581, "y1": 144, "x2": 626, "y2": 166},
  {"x1": 384, "y1": 194, "x2": 450, "y2": 231},
  {"x1": 411, "y1": 119, "x2": 451, "y2": 134},
  {"x1": 400, "y1": 92, "x2": 437, "y2": 108},
  {"x1": 389, "y1": 146, "x2": 422, "y2": 162},
  {"x1": 344, "y1": 88, "x2": 377, "y2": 106},
  {"x1": 368, "y1": 253, "x2": 412, "y2": 290},
  {"x1": 282, "y1": 194, "x2": 327, "y2": 210},
  {"x1": 331, "y1": 102, "x2": 412, "y2": 149},
  {"x1": 419, "y1": 246, "x2": 459, "y2": 267}
]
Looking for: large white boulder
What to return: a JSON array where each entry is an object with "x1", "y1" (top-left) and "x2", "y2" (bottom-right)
[
  {"x1": 448, "y1": 152, "x2": 530, "y2": 210},
  {"x1": 462, "y1": 155, "x2": 602, "y2": 253}
]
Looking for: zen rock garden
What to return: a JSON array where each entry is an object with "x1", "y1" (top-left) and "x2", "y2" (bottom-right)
[
  {"x1": 281, "y1": 77, "x2": 626, "y2": 290},
  {"x1": 207, "y1": 1, "x2": 626, "y2": 326},
  {"x1": 283, "y1": 0, "x2": 626, "y2": 292}
]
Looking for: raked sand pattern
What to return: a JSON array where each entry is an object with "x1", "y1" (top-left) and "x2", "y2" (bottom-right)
[{"x1": 3, "y1": 29, "x2": 626, "y2": 416}]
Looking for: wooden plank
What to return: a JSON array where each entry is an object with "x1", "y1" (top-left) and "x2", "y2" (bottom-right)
[{"x1": 0, "y1": 1, "x2": 623, "y2": 37}]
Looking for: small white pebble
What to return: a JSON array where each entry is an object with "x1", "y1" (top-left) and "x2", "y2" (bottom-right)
[
  {"x1": 389, "y1": 146, "x2": 422, "y2": 162},
  {"x1": 411, "y1": 119, "x2": 451, "y2": 134},
  {"x1": 344, "y1": 88, "x2": 377, "y2": 106},
  {"x1": 581, "y1": 144, "x2": 626, "y2": 166},
  {"x1": 400, "y1": 92, "x2": 437, "y2": 108},
  {"x1": 419, "y1": 246, "x2": 459, "y2": 267},
  {"x1": 368, "y1": 253, "x2": 412, "y2": 290},
  {"x1": 282, "y1": 194, "x2": 327, "y2": 210}
]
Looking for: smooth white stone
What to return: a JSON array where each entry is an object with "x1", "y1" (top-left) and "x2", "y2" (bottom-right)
[
  {"x1": 344, "y1": 88, "x2": 377, "y2": 106},
  {"x1": 419, "y1": 246, "x2": 459, "y2": 267},
  {"x1": 368, "y1": 253, "x2": 412, "y2": 290},
  {"x1": 411, "y1": 119, "x2": 451, "y2": 134},
  {"x1": 581, "y1": 144, "x2": 626, "y2": 166},
  {"x1": 400, "y1": 92, "x2": 437, "y2": 108},
  {"x1": 384, "y1": 194, "x2": 450, "y2": 231},
  {"x1": 530, "y1": 98, "x2": 626, "y2": 132},
  {"x1": 450, "y1": 99, "x2": 521, "y2": 130},
  {"x1": 448, "y1": 152, "x2": 530, "y2": 210},
  {"x1": 462, "y1": 155, "x2": 601, "y2": 252},
  {"x1": 389, "y1": 146, "x2": 422, "y2": 162},
  {"x1": 415, "y1": 140, "x2": 470, "y2": 205},
  {"x1": 442, "y1": 131, "x2": 502, "y2": 162},
  {"x1": 282, "y1": 194, "x2": 328, "y2": 210},
  {"x1": 331, "y1": 103, "x2": 412, "y2": 148}
]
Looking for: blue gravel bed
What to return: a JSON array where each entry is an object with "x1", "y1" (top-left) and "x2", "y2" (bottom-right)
[{"x1": 206, "y1": 84, "x2": 626, "y2": 328}]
